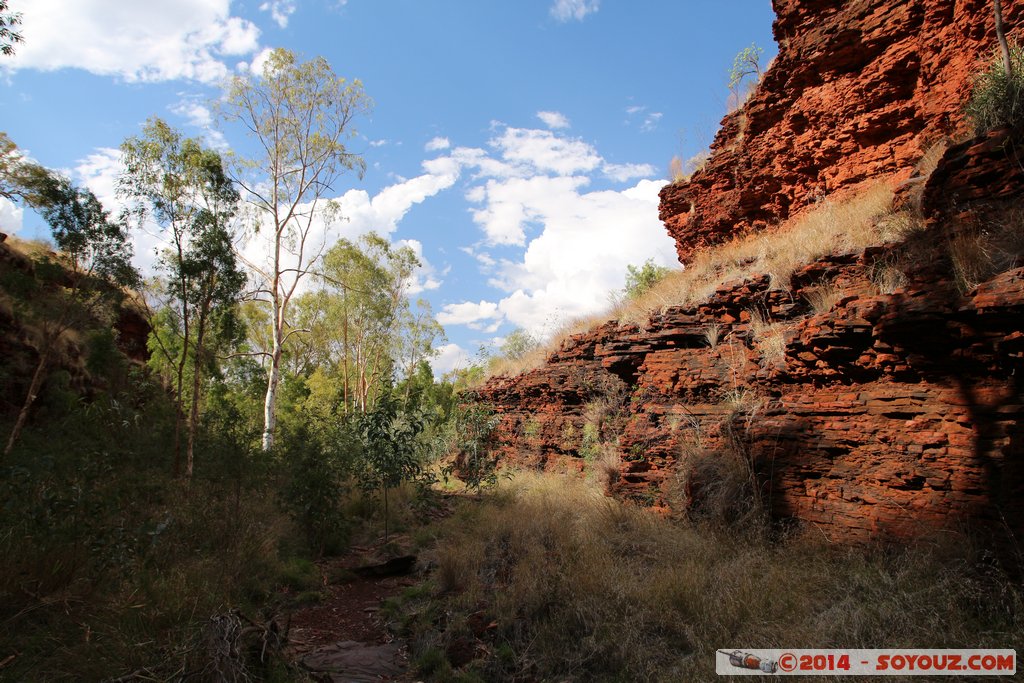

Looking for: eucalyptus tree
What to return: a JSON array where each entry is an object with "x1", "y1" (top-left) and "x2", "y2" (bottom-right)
[
  {"x1": 0, "y1": 132, "x2": 49, "y2": 203},
  {"x1": 219, "y1": 47, "x2": 371, "y2": 450},
  {"x1": 395, "y1": 298, "x2": 446, "y2": 402},
  {"x1": 0, "y1": 0, "x2": 22, "y2": 57},
  {"x1": 317, "y1": 233, "x2": 419, "y2": 413},
  {"x1": 120, "y1": 119, "x2": 243, "y2": 477}
]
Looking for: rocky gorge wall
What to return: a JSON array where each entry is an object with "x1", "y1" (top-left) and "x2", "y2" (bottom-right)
[
  {"x1": 660, "y1": 0, "x2": 1023, "y2": 262},
  {"x1": 0, "y1": 233, "x2": 149, "y2": 413},
  {"x1": 472, "y1": 0, "x2": 1024, "y2": 542}
]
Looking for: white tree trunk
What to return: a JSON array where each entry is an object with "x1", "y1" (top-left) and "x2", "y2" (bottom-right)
[{"x1": 262, "y1": 303, "x2": 284, "y2": 451}]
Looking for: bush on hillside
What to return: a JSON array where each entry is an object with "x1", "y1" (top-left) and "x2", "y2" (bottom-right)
[{"x1": 965, "y1": 45, "x2": 1024, "y2": 134}]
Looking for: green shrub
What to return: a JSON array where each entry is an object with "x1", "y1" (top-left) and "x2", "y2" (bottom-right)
[
  {"x1": 965, "y1": 45, "x2": 1024, "y2": 134},
  {"x1": 622, "y1": 258, "x2": 670, "y2": 301},
  {"x1": 280, "y1": 421, "x2": 357, "y2": 555}
]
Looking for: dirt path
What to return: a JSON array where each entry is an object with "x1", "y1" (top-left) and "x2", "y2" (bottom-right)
[{"x1": 285, "y1": 547, "x2": 421, "y2": 682}]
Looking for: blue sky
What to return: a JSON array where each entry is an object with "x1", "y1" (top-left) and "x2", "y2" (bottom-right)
[{"x1": 0, "y1": 0, "x2": 776, "y2": 373}]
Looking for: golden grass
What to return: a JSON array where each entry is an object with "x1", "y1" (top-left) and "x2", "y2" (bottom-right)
[
  {"x1": 484, "y1": 182, "x2": 910, "y2": 381},
  {"x1": 405, "y1": 471, "x2": 1023, "y2": 682},
  {"x1": 4, "y1": 234, "x2": 55, "y2": 259},
  {"x1": 804, "y1": 279, "x2": 842, "y2": 314},
  {"x1": 748, "y1": 308, "x2": 787, "y2": 366},
  {"x1": 620, "y1": 181, "x2": 900, "y2": 326},
  {"x1": 947, "y1": 207, "x2": 1024, "y2": 293}
]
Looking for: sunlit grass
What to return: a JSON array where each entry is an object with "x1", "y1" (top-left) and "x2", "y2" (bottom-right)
[{"x1": 404, "y1": 470, "x2": 1024, "y2": 682}]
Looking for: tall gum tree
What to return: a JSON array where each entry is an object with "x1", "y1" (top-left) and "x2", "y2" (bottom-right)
[
  {"x1": 120, "y1": 119, "x2": 243, "y2": 476},
  {"x1": 219, "y1": 47, "x2": 370, "y2": 451}
]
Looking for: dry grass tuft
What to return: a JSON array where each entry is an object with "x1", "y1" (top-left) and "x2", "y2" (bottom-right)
[
  {"x1": 948, "y1": 208, "x2": 1024, "y2": 293},
  {"x1": 804, "y1": 279, "x2": 842, "y2": 314},
  {"x1": 669, "y1": 155, "x2": 685, "y2": 183},
  {"x1": 748, "y1": 309, "x2": 787, "y2": 366}
]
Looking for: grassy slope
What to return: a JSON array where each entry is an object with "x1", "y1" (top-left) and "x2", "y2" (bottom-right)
[{"x1": 392, "y1": 472, "x2": 1024, "y2": 682}]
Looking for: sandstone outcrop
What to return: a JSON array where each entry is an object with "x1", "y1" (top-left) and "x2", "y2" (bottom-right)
[
  {"x1": 660, "y1": 0, "x2": 1023, "y2": 263},
  {"x1": 475, "y1": 220, "x2": 1024, "y2": 541},
  {"x1": 475, "y1": 0, "x2": 1024, "y2": 542}
]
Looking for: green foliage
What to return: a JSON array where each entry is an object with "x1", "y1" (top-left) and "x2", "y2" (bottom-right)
[
  {"x1": 308, "y1": 232, "x2": 425, "y2": 413},
  {"x1": 500, "y1": 328, "x2": 537, "y2": 361},
  {"x1": 441, "y1": 402, "x2": 500, "y2": 493},
  {"x1": 280, "y1": 421, "x2": 356, "y2": 555},
  {"x1": 728, "y1": 42, "x2": 764, "y2": 103},
  {"x1": 120, "y1": 118, "x2": 244, "y2": 476},
  {"x1": 357, "y1": 392, "x2": 424, "y2": 540},
  {"x1": 622, "y1": 258, "x2": 670, "y2": 301},
  {"x1": 0, "y1": 386, "x2": 302, "y2": 680},
  {"x1": 965, "y1": 44, "x2": 1024, "y2": 134},
  {"x1": 0, "y1": 0, "x2": 22, "y2": 56},
  {"x1": 580, "y1": 422, "x2": 601, "y2": 462}
]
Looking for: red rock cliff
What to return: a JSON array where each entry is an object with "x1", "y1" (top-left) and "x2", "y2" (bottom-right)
[
  {"x1": 660, "y1": 0, "x2": 1024, "y2": 263},
  {"x1": 473, "y1": 0, "x2": 1024, "y2": 544}
]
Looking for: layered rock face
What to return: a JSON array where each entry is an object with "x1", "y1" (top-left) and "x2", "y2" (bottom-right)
[
  {"x1": 660, "y1": 0, "x2": 1023, "y2": 263},
  {"x1": 476, "y1": 221, "x2": 1024, "y2": 541},
  {"x1": 474, "y1": 1, "x2": 1024, "y2": 542}
]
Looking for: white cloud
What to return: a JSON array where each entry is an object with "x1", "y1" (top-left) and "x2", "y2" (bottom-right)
[
  {"x1": 537, "y1": 111, "x2": 570, "y2": 129},
  {"x1": 602, "y1": 162, "x2": 657, "y2": 182},
  {"x1": 369, "y1": 139, "x2": 389, "y2": 148},
  {"x1": 259, "y1": 0, "x2": 297, "y2": 28},
  {"x1": 492, "y1": 127, "x2": 601, "y2": 176},
  {"x1": 625, "y1": 105, "x2": 664, "y2": 132},
  {"x1": 488, "y1": 179, "x2": 677, "y2": 335},
  {"x1": 642, "y1": 111, "x2": 664, "y2": 132},
  {"x1": 0, "y1": 198, "x2": 24, "y2": 236},
  {"x1": 437, "y1": 300, "x2": 501, "y2": 326},
  {"x1": 550, "y1": 0, "x2": 600, "y2": 22},
  {"x1": 243, "y1": 47, "x2": 275, "y2": 75},
  {"x1": 414, "y1": 122, "x2": 678, "y2": 339},
  {"x1": 425, "y1": 137, "x2": 451, "y2": 152},
  {"x1": 433, "y1": 123, "x2": 677, "y2": 338},
  {"x1": 171, "y1": 101, "x2": 213, "y2": 128},
  {"x1": 432, "y1": 343, "x2": 472, "y2": 375},
  {"x1": 470, "y1": 175, "x2": 589, "y2": 246},
  {"x1": 169, "y1": 100, "x2": 229, "y2": 150},
  {"x1": 8, "y1": 0, "x2": 262, "y2": 84}
]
